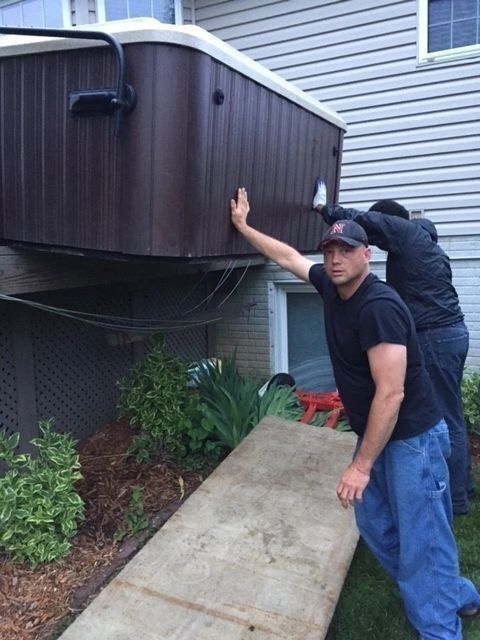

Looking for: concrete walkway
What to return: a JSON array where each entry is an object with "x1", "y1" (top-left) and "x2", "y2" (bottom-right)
[{"x1": 59, "y1": 416, "x2": 358, "y2": 640}]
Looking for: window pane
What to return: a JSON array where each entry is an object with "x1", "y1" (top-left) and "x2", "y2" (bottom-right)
[
  {"x1": 105, "y1": 0, "x2": 129, "y2": 21},
  {"x1": 1, "y1": 4, "x2": 23, "y2": 25},
  {"x1": 452, "y1": 18, "x2": 478, "y2": 46},
  {"x1": 286, "y1": 292, "x2": 335, "y2": 393},
  {"x1": 428, "y1": 22, "x2": 452, "y2": 51},
  {"x1": 428, "y1": 0, "x2": 479, "y2": 52},
  {"x1": 129, "y1": 0, "x2": 152, "y2": 18},
  {"x1": 453, "y1": 0, "x2": 477, "y2": 20},
  {"x1": 103, "y1": 0, "x2": 175, "y2": 23},
  {"x1": 153, "y1": 0, "x2": 174, "y2": 23},
  {"x1": 43, "y1": 0, "x2": 63, "y2": 27},
  {"x1": 429, "y1": 0, "x2": 452, "y2": 24},
  {"x1": 22, "y1": 0, "x2": 44, "y2": 27}
]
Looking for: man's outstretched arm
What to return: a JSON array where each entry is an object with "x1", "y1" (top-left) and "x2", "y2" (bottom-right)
[{"x1": 231, "y1": 187, "x2": 314, "y2": 283}]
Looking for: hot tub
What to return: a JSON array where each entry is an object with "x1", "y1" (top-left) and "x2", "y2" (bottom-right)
[{"x1": 0, "y1": 18, "x2": 346, "y2": 259}]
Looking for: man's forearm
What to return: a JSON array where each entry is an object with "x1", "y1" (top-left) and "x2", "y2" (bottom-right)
[
  {"x1": 353, "y1": 391, "x2": 404, "y2": 474},
  {"x1": 235, "y1": 223, "x2": 311, "y2": 280}
]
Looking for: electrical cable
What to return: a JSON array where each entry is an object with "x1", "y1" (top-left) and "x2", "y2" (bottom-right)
[{"x1": 0, "y1": 260, "x2": 252, "y2": 333}]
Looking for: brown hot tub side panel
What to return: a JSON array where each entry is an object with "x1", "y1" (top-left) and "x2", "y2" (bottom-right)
[
  {"x1": 183, "y1": 59, "x2": 343, "y2": 257},
  {"x1": 0, "y1": 40, "x2": 343, "y2": 259},
  {"x1": 0, "y1": 47, "x2": 126, "y2": 252}
]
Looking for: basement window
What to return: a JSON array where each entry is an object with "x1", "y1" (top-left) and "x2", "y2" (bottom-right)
[
  {"x1": 418, "y1": 0, "x2": 480, "y2": 62},
  {"x1": 272, "y1": 283, "x2": 335, "y2": 393}
]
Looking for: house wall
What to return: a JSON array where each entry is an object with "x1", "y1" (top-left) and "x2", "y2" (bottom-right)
[
  {"x1": 193, "y1": 0, "x2": 480, "y2": 372},
  {"x1": 182, "y1": 0, "x2": 194, "y2": 24},
  {"x1": 71, "y1": 0, "x2": 97, "y2": 25}
]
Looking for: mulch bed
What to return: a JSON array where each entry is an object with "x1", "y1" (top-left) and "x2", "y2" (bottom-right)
[
  {"x1": 1, "y1": 426, "x2": 479, "y2": 640},
  {"x1": 470, "y1": 433, "x2": 480, "y2": 465},
  {"x1": 0, "y1": 420, "x2": 204, "y2": 640}
]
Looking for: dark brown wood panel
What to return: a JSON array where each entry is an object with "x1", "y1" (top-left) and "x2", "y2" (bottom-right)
[{"x1": 0, "y1": 41, "x2": 343, "y2": 259}]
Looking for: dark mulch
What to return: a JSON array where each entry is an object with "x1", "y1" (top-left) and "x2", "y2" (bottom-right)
[
  {"x1": 470, "y1": 433, "x2": 480, "y2": 464},
  {"x1": 1, "y1": 427, "x2": 478, "y2": 640},
  {"x1": 0, "y1": 420, "x2": 204, "y2": 640}
]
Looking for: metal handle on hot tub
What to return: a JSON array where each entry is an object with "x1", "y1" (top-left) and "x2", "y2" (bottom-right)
[{"x1": 0, "y1": 25, "x2": 136, "y2": 136}]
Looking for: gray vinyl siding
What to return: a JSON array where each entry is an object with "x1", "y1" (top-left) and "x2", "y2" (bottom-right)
[
  {"x1": 71, "y1": 0, "x2": 96, "y2": 25},
  {"x1": 182, "y1": 0, "x2": 194, "y2": 24},
  {"x1": 194, "y1": 0, "x2": 480, "y2": 372}
]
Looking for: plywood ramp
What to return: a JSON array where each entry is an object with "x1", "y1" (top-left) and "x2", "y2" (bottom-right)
[{"x1": 59, "y1": 416, "x2": 358, "y2": 640}]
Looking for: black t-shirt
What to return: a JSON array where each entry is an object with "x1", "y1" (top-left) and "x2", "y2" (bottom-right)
[{"x1": 309, "y1": 265, "x2": 441, "y2": 439}]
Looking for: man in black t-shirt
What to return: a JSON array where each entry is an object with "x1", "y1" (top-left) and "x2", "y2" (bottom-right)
[
  {"x1": 230, "y1": 187, "x2": 480, "y2": 639},
  {"x1": 316, "y1": 197, "x2": 471, "y2": 515}
]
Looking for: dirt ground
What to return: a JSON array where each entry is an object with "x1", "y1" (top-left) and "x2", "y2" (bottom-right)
[
  {"x1": 0, "y1": 420, "x2": 204, "y2": 640},
  {"x1": 1, "y1": 424, "x2": 479, "y2": 640}
]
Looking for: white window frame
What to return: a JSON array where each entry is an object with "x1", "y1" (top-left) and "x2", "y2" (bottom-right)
[
  {"x1": 268, "y1": 279, "x2": 320, "y2": 376},
  {"x1": 0, "y1": 0, "x2": 71, "y2": 27},
  {"x1": 418, "y1": 0, "x2": 480, "y2": 64},
  {"x1": 96, "y1": 0, "x2": 183, "y2": 25}
]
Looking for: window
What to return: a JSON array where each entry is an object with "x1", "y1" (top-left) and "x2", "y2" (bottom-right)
[
  {"x1": 0, "y1": 0, "x2": 68, "y2": 27},
  {"x1": 96, "y1": 0, "x2": 183, "y2": 25},
  {"x1": 272, "y1": 284, "x2": 335, "y2": 393},
  {"x1": 418, "y1": 0, "x2": 480, "y2": 62}
]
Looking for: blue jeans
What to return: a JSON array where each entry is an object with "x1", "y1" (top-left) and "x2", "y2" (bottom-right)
[
  {"x1": 354, "y1": 421, "x2": 479, "y2": 640},
  {"x1": 416, "y1": 322, "x2": 471, "y2": 514}
]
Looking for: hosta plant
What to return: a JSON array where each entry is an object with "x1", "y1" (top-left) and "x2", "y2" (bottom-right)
[
  {"x1": 117, "y1": 335, "x2": 191, "y2": 462},
  {"x1": 0, "y1": 419, "x2": 84, "y2": 567}
]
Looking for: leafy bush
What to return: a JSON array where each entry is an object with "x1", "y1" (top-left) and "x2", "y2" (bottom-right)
[
  {"x1": 462, "y1": 370, "x2": 480, "y2": 436},
  {"x1": 117, "y1": 335, "x2": 191, "y2": 462},
  {"x1": 0, "y1": 420, "x2": 84, "y2": 566}
]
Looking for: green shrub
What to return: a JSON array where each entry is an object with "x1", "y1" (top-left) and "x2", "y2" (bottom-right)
[
  {"x1": 462, "y1": 370, "x2": 480, "y2": 436},
  {"x1": 117, "y1": 335, "x2": 191, "y2": 462},
  {"x1": 114, "y1": 485, "x2": 149, "y2": 542},
  {"x1": 189, "y1": 357, "x2": 303, "y2": 452},
  {"x1": 0, "y1": 419, "x2": 84, "y2": 567}
]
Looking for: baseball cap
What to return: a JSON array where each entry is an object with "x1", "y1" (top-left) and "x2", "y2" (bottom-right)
[{"x1": 319, "y1": 220, "x2": 368, "y2": 250}]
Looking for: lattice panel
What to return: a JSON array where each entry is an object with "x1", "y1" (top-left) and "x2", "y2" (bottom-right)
[
  {"x1": 0, "y1": 303, "x2": 18, "y2": 437},
  {"x1": 4, "y1": 275, "x2": 210, "y2": 449},
  {"x1": 31, "y1": 284, "x2": 134, "y2": 442},
  {"x1": 131, "y1": 274, "x2": 209, "y2": 364}
]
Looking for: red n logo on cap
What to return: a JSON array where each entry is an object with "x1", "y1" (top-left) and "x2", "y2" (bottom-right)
[{"x1": 332, "y1": 222, "x2": 345, "y2": 233}]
